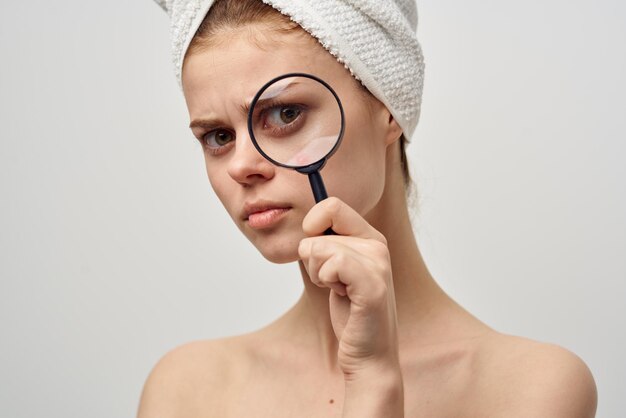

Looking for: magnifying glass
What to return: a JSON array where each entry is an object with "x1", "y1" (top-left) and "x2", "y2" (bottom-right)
[{"x1": 247, "y1": 73, "x2": 345, "y2": 235}]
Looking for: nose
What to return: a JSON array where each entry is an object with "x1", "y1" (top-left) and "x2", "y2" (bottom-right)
[{"x1": 227, "y1": 127, "x2": 275, "y2": 186}]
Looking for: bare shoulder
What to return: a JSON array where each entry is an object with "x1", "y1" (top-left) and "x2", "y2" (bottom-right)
[
  {"x1": 473, "y1": 333, "x2": 597, "y2": 417},
  {"x1": 136, "y1": 335, "x2": 253, "y2": 418}
]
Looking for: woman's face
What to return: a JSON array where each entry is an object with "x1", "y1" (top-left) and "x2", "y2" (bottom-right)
[{"x1": 182, "y1": 24, "x2": 398, "y2": 263}]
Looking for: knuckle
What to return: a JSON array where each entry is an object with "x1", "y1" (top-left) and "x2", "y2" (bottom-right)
[
  {"x1": 369, "y1": 280, "x2": 389, "y2": 304},
  {"x1": 324, "y1": 197, "x2": 343, "y2": 216},
  {"x1": 310, "y1": 277, "x2": 323, "y2": 288},
  {"x1": 375, "y1": 231, "x2": 388, "y2": 246},
  {"x1": 310, "y1": 274, "x2": 321, "y2": 285},
  {"x1": 372, "y1": 239, "x2": 388, "y2": 253},
  {"x1": 369, "y1": 240, "x2": 390, "y2": 260},
  {"x1": 318, "y1": 268, "x2": 332, "y2": 285},
  {"x1": 334, "y1": 251, "x2": 348, "y2": 265},
  {"x1": 301, "y1": 213, "x2": 315, "y2": 235},
  {"x1": 297, "y1": 240, "x2": 307, "y2": 257},
  {"x1": 352, "y1": 280, "x2": 388, "y2": 309},
  {"x1": 298, "y1": 238, "x2": 315, "y2": 259},
  {"x1": 308, "y1": 240, "x2": 319, "y2": 256},
  {"x1": 372, "y1": 262, "x2": 389, "y2": 279}
]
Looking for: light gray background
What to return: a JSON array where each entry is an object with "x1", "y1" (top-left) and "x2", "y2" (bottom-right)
[{"x1": 1, "y1": 1, "x2": 624, "y2": 417}]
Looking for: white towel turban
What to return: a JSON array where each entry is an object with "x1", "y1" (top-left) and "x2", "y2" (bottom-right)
[{"x1": 153, "y1": 0, "x2": 425, "y2": 141}]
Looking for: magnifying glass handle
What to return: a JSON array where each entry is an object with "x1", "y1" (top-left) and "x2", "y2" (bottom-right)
[
  {"x1": 308, "y1": 171, "x2": 328, "y2": 203},
  {"x1": 307, "y1": 171, "x2": 336, "y2": 235}
]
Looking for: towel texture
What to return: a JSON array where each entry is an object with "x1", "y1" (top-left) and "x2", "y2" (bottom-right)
[{"x1": 154, "y1": 0, "x2": 425, "y2": 140}]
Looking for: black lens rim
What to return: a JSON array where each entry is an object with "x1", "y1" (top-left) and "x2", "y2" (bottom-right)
[{"x1": 247, "y1": 72, "x2": 346, "y2": 171}]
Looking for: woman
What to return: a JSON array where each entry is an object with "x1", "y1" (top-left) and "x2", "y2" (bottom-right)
[{"x1": 139, "y1": 0, "x2": 597, "y2": 416}]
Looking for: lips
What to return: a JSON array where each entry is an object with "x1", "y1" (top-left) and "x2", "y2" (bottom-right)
[{"x1": 243, "y1": 201, "x2": 292, "y2": 229}]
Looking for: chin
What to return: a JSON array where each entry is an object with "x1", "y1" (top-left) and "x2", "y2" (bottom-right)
[
  {"x1": 248, "y1": 231, "x2": 302, "y2": 264},
  {"x1": 235, "y1": 215, "x2": 306, "y2": 264},
  {"x1": 257, "y1": 242, "x2": 301, "y2": 264},
  {"x1": 261, "y1": 251, "x2": 299, "y2": 264}
]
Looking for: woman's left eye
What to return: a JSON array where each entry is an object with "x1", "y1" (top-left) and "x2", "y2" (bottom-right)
[{"x1": 266, "y1": 105, "x2": 303, "y2": 128}]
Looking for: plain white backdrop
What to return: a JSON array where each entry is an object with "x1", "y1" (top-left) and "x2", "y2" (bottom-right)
[{"x1": 1, "y1": 0, "x2": 624, "y2": 416}]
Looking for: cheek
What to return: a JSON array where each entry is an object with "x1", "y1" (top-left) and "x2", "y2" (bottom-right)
[
  {"x1": 204, "y1": 159, "x2": 237, "y2": 216},
  {"x1": 325, "y1": 112, "x2": 387, "y2": 215},
  {"x1": 329, "y1": 154, "x2": 385, "y2": 216}
]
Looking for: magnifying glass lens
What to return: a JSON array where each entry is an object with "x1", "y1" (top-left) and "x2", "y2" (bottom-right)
[{"x1": 249, "y1": 75, "x2": 343, "y2": 168}]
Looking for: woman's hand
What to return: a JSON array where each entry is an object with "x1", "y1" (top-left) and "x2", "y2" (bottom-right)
[{"x1": 298, "y1": 197, "x2": 404, "y2": 417}]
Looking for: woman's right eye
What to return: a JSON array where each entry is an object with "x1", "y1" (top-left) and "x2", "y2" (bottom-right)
[{"x1": 201, "y1": 129, "x2": 235, "y2": 154}]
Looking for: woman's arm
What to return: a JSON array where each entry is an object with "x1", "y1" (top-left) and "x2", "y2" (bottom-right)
[
  {"x1": 342, "y1": 366, "x2": 405, "y2": 417},
  {"x1": 298, "y1": 197, "x2": 405, "y2": 417}
]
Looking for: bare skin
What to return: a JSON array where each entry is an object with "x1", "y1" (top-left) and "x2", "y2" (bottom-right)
[{"x1": 137, "y1": 23, "x2": 597, "y2": 418}]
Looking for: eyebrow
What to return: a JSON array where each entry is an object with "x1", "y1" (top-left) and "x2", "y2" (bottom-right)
[
  {"x1": 188, "y1": 81, "x2": 302, "y2": 130},
  {"x1": 188, "y1": 101, "x2": 252, "y2": 130}
]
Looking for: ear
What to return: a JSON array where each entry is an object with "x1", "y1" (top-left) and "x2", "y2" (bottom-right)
[
  {"x1": 383, "y1": 111, "x2": 404, "y2": 147},
  {"x1": 365, "y1": 92, "x2": 404, "y2": 147}
]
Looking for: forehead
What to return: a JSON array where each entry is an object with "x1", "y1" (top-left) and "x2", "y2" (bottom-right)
[{"x1": 181, "y1": 25, "x2": 352, "y2": 120}]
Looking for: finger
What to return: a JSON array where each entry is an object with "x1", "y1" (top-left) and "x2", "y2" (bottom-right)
[
  {"x1": 298, "y1": 240, "x2": 326, "y2": 289},
  {"x1": 317, "y1": 253, "x2": 349, "y2": 296},
  {"x1": 302, "y1": 197, "x2": 387, "y2": 244},
  {"x1": 300, "y1": 235, "x2": 380, "y2": 256},
  {"x1": 299, "y1": 238, "x2": 367, "y2": 293},
  {"x1": 300, "y1": 238, "x2": 391, "y2": 309}
]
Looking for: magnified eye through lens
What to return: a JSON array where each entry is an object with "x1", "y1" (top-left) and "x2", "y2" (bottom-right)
[
  {"x1": 274, "y1": 106, "x2": 300, "y2": 125},
  {"x1": 260, "y1": 103, "x2": 306, "y2": 137},
  {"x1": 248, "y1": 74, "x2": 344, "y2": 168}
]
